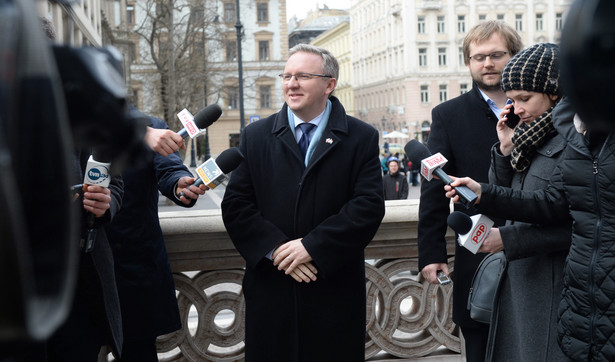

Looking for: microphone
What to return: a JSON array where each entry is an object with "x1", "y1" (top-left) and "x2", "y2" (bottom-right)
[
  {"x1": 82, "y1": 149, "x2": 112, "y2": 252},
  {"x1": 404, "y1": 139, "x2": 478, "y2": 208},
  {"x1": 447, "y1": 211, "x2": 494, "y2": 254},
  {"x1": 83, "y1": 151, "x2": 111, "y2": 188},
  {"x1": 176, "y1": 104, "x2": 222, "y2": 139},
  {"x1": 179, "y1": 147, "x2": 244, "y2": 197}
]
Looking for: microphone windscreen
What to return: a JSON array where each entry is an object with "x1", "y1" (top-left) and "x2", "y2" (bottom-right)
[
  {"x1": 193, "y1": 104, "x2": 222, "y2": 129},
  {"x1": 404, "y1": 139, "x2": 432, "y2": 165},
  {"x1": 215, "y1": 147, "x2": 244, "y2": 174},
  {"x1": 447, "y1": 211, "x2": 473, "y2": 234}
]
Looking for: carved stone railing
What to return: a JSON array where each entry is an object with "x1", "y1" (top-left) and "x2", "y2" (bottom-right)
[{"x1": 111, "y1": 199, "x2": 460, "y2": 361}]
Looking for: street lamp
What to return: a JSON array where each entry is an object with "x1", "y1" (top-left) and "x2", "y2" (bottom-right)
[{"x1": 235, "y1": 0, "x2": 245, "y2": 131}]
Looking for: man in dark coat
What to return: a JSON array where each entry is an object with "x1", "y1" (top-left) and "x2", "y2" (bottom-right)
[
  {"x1": 417, "y1": 20, "x2": 522, "y2": 361},
  {"x1": 106, "y1": 113, "x2": 208, "y2": 361},
  {"x1": 221, "y1": 44, "x2": 385, "y2": 361}
]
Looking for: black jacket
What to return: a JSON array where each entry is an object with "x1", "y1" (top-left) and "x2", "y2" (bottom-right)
[
  {"x1": 417, "y1": 84, "x2": 501, "y2": 328},
  {"x1": 383, "y1": 171, "x2": 408, "y2": 200},
  {"x1": 106, "y1": 116, "x2": 192, "y2": 340},
  {"x1": 478, "y1": 98, "x2": 615, "y2": 361},
  {"x1": 222, "y1": 97, "x2": 385, "y2": 361}
]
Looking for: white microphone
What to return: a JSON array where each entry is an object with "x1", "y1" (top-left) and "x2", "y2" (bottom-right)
[
  {"x1": 176, "y1": 104, "x2": 222, "y2": 139},
  {"x1": 420, "y1": 152, "x2": 449, "y2": 181},
  {"x1": 404, "y1": 139, "x2": 478, "y2": 208},
  {"x1": 82, "y1": 150, "x2": 112, "y2": 252},
  {"x1": 179, "y1": 147, "x2": 243, "y2": 197},
  {"x1": 447, "y1": 211, "x2": 494, "y2": 254},
  {"x1": 83, "y1": 154, "x2": 111, "y2": 188}
]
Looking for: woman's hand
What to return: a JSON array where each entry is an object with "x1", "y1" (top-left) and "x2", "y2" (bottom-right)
[
  {"x1": 444, "y1": 177, "x2": 482, "y2": 205},
  {"x1": 497, "y1": 104, "x2": 516, "y2": 156}
]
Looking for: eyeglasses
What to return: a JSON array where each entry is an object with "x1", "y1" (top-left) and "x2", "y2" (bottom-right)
[
  {"x1": 468, "y1": 51, "x2": 509, "y2": 63},
  {"x1": 279, "y1": 73, "x2": 333, "y2": 82}
]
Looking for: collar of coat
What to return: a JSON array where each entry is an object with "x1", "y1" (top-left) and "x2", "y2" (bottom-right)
[
  {"x1": 272, "y1": 96, "x2": 349, "y2": 137},
  {"x1": 271, "y1": 96, "x2": 349, "y2": 168}
]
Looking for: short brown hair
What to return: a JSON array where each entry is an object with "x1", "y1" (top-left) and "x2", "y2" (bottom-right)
[{"x1": 462, "y1": 21, "x2": 523, "y2": 65}]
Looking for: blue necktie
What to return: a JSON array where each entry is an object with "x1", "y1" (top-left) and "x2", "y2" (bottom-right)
[{"x1": 297, "y1": 123, "x2": 316, "y2": 158}]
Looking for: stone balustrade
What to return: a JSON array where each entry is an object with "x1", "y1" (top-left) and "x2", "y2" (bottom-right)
[{"x1": 109, "y1": 199, "x2": 460, "y2": 361}]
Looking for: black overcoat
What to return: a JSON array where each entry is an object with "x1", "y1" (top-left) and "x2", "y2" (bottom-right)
[
  {"x1": 417, "y1": 84, "x2": 502, "y2": 328},
  {"x1": 106, "y1": 116, "x2": 191, "y2": 340},
  {"x1": 221, "y1": 97, "x2": 385, "y2": 361}
]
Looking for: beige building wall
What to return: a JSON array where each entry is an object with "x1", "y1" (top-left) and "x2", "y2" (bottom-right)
[
  {"x1": 351, "y1": 0, "x2": 572, "y2": 145},
  {"x1": 41, "y1": 0, "x2": 103, "y2": 46},
  {"x1": 311, "y1": 21, "x2": 355, "y2": 118}
]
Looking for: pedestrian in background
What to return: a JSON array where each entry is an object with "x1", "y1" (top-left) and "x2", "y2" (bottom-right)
[{"x1": 383, "y1": 157, "x2": 409, "y2": 200}]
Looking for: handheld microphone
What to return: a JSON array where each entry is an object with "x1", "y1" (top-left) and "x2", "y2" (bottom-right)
[
  {"x1": 179, "y1": 147, "x2": 244, "y2": 197},
  {"x1": 404, "y1": 139, "x2": 478, "y2": 208},
  {"x1": 83, "y1": 152, "x2": 111, "y2": 188},
  {"x1": 82, "y1": 149, "x2": 112, "y2": 252},
  {"x1": 447, "y1": 211, "x2": 494, "y2": 254},
  {"x1": 176, "y1": 104, "x2": 222, "y2": 139}
]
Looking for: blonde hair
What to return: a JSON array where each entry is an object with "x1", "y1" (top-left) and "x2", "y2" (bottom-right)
[{"x1": 462, "y1": 21, "x2": 523, "y2": 65}]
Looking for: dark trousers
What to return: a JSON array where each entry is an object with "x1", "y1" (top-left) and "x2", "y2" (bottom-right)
[
  {"x1": 118, "y1": 337, "x2": 158, "y2": 362},
  {"x1": 461, "y1": 324, "x2": 489, "y2": 362},
  {"x1": 47, "y1": 255, "x2": 112, "y2": 362}
]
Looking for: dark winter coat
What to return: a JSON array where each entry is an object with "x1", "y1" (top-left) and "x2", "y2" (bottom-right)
[
  {"x1": 51, "y1": 150, "x2": 124, "y2": 357},
  {"x1": 418, "y1": 84, "x2": 503, "y2": 328},
  {"x1": 221, "y1": 97, "x2": 385, "y2": 361},
  {"x1": 106, "y1": 116, "x2": 192, "y2": 340},
  {"x1": 478, "y1": 98, "x2": 615, "y2": 361},
  {"x1": 383, "y1": 171, "x2": 409, "y2": 200},
  {"x1": 486, "y1": 133, "x2": 570, "y2": 362}
]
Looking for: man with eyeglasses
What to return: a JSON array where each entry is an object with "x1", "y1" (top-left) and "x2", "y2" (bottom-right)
[
  {"x1": 417, "y1": 20, "x2": 522, "y2": 361},
  {"x1": 222, "y1": 44, "x2": 385, "y2": 361}
]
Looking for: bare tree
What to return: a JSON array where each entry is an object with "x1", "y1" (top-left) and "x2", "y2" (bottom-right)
[{"x1": 132, "y1": 0, "x2": 224, "y2": 129}]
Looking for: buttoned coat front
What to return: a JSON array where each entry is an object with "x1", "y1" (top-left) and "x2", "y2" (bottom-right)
[{"x1": 221, "y1": 97, "x2": 385, "y2": 362}]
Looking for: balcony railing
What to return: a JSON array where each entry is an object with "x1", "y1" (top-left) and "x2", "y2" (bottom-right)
[{"x1": 102, "y1": 199, "x2": 461, "y2": 361}]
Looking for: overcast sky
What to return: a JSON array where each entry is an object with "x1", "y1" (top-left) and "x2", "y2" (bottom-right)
[{"x1": 286, "y1": 0, "x2": 351, "y2": 21}]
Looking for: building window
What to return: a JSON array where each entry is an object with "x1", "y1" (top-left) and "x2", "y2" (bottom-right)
[
  {"x1": 459, "y1": 47, "x2": 464, "y2": 65},
  {"x1": 259, "y1": 85, "x2": 271, "y2": 108},
  {"x1": 224, "y1": 2, "x2": 236, "y2": 23},
  {"x1": 258, "y1": 40, "x2": 270, "y2": 61},
  {"x1": 497, "y1": 14, "x2": 504, "y2": 21},
  {"x1": 437, "y1": 16, "x2": 445, "y2": 34},
  {"x1": 515, "y1": 14, "x2": 523, "y2": 32},
  {"x1": 257, "y1": 2, "x2": 268, "y2": 22},
  {"x1": 536, "y1": 13, "x2": 543, "y2": 31},
  {"x1": 438, "y1": 48, "x2": 447, "y2": 66},
  {"x1": 457, "y1": 15, "x2": 466, "y2": 33},
  {"x1": 126, "y1": 3, "x2": 135, "y2": 24},
  {"x1": 227, "y1": 87, "x2": 239, "y2": 109},
  {"x1": 417, "y1": 16, "x2": 426, "y2": 34},
  {"x1": 460, "y1": 83, "x2": 468, "y2": 94},
  {"x1": 556, "y1": 13, "x2": 563, "y2": 31},
  {"x1": 479, "y1": 14, "x2": 486, "y2": 21},
  {"x1": 226, "y1": 40, "x2": 237, "y2": 61},
  {"x1": 439, "y1": 84, "x2": 448, "y2": 102},
  {"x1": 418, "y1": 48, "x2": 427, "y2": 67},
  {"x1": 420, "y1": 85, "x2": 429, "y2": 103}
]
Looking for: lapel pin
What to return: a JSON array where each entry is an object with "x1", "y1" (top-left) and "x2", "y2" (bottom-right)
[{"x1": 326, "y1": 138, "x2": 333, "y2": 144}]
